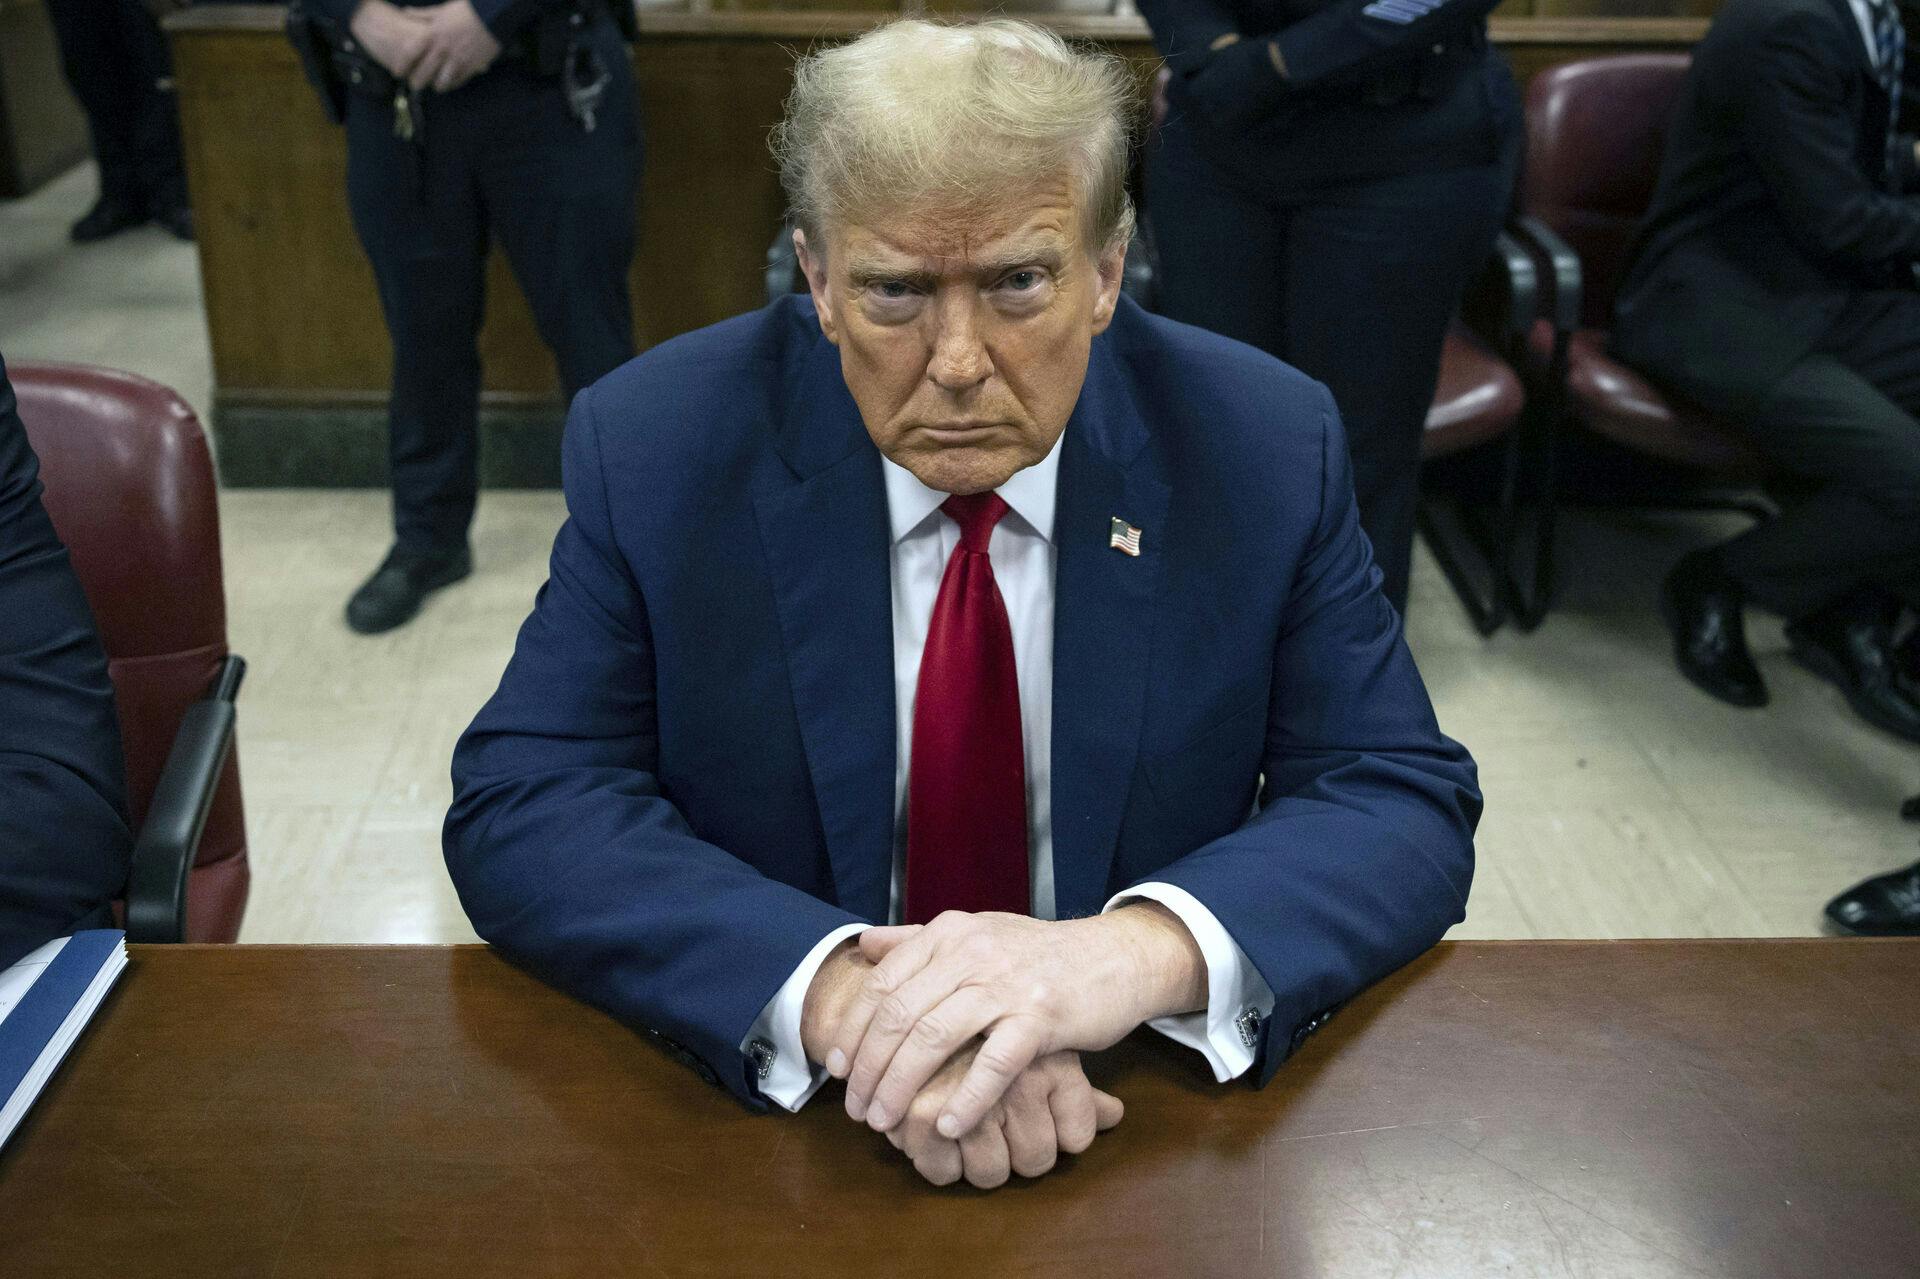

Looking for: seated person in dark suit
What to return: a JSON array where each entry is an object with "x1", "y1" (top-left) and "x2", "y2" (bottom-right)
[
  {"x1": 445, "y1": 19, "x2": 1481, "y2": 1190},
  {"x1": 0, "y1": 354, "x2": 133, "y2": 969},
  {"x1": 1614, "y1": 0, "x2": 1920, "y2": 740}
]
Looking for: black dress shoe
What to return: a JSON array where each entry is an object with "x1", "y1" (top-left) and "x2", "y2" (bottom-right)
[
  {"x1": 70, "y1": 196, "x2": 149, "y2": 243},
  {"x1": 345, "y1": 544, "x2": 472, "y2": 635},
  {"x1": 1659, "y1": 549, "x2": 1767, "y2": 707},
  {"x1": 1825, "y1": 861, "x2": 1920, "y2": 936},
  {"x1": 153, "y1": 203, "x2": 194, "y2": 242},
  {"x1": 1785, "y1": 609, "x2": 1920, "y2": 744}
]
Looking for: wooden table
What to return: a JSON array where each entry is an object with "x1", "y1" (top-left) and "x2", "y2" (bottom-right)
[{"x1": 2, "y1": 941, "x2": 1915, "y2": 1277}]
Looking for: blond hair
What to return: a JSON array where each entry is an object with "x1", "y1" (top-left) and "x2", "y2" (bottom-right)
[{"x1": 772, "y1": 19, "x2": 1136, "y2": 254}]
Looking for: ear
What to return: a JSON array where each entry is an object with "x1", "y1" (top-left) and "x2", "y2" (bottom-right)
[
  {"x1": 1089, "y1": 234, "x2": 1127, "y2": 336},
  {"x1": 793, "y1": 228, "x2": 839, "y2": 346}
]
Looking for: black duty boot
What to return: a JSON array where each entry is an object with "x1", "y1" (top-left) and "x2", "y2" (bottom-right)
[{"x1": 345, "y1": 544, "x2": 472, "y2": 635}]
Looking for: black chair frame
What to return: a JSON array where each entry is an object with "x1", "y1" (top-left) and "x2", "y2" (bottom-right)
[{"x1": 124, "y1": 655, "x2": 246, "y2": 943}]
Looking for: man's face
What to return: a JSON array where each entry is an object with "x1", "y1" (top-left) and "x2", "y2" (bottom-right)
[{"x1": 795, "y1": 180, "x2": 1127, "y2": 495}]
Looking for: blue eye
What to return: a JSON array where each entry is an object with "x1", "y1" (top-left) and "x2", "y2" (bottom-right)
[
  {"x1": 1003, "y1": 270, "x2": 1043, "y2": 291},
  {"x1": 874, "y1": 280, "x2": 914, "y2": 300}
]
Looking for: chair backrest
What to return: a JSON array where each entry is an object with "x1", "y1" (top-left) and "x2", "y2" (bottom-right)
[
  {"x1": 1522, "y1": 54, "x2": 1691, "y2": 327},
  {"x1": 11, "y1": 362, "x2": 249, "y2": 943}
]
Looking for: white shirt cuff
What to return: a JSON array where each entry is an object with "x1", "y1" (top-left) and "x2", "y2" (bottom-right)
[
  {"x1": 740, "y1": 922, "x2": 872, "y2": 1111},
  {"x1": 1102, "y1": 882, "x2": 1275, "y2": 1082}
]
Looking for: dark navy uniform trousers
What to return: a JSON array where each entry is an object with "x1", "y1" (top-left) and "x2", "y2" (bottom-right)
[
  {"x1": 1148, "y1": 108, "x2": 1518, "y2": 615},
  {"x1": 344, "y1": 17, "x2": 639, "y2": 555}
]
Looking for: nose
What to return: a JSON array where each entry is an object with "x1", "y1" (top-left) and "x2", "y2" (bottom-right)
[{"x1": 927, "y1": 292, "x2": 991, "y2": 393}]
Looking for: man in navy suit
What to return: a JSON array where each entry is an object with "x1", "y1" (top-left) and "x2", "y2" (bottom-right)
[
  {"x1": 446, "y1": 19, "x2": 1480, "y2": 1189},
  {"x1": 0, "y1": 354, "x2": 132, "y2": 970}
]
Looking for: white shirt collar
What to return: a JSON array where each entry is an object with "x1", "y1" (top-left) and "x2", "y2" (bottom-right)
[
  {"x1": 880, "y1": 429, "x2": 1064, "y2": 545},
  {"x1": 1849, "y1": 0, "x2": 1883, "y2": 67}
]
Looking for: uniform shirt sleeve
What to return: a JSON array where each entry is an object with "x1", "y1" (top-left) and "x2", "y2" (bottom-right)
[
  {"x1": 1103, "y1": 883, "x2": 1276, "y2": 1082},
  {"x1": 740, "y1": 923, "x2": 872, "y2": 1111},
  {"x1": 1273, "y1": 0, "x2": 1503, "y2": 93},
  {"x1": 468, "y1": 0, "x2": 566, "y2": 42}
]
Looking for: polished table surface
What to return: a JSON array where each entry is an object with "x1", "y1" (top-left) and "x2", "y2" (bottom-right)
[{"x1": 1, "y1": 941, "x2": 1915, "y2": 1277}]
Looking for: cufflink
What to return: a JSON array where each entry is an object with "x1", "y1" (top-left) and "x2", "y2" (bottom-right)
[
  {"x1": 1235, "y1": 1007, "x2": 1261, "y2": 1050},
  {"x1": 746, "y1": 1038, "x2": 777, "y2": 1083}
]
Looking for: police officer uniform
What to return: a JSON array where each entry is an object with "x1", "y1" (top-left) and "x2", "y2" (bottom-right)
[
  {"x1": 1138, "y1": 0, "x2": 1521, "y2": 616},
  {"x1": 291, "y1": 0, "x2": 641, "y2": 632}
]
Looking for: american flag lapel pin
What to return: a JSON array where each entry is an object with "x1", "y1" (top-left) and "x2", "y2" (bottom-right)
[{"x1": 1108, "y1": 516, "x2": 1142, "y2": 557}]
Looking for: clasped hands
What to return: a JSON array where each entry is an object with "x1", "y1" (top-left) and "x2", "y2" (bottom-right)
[
  {"x1": 349, "y1": 0, "x2": 502, "y2": 95},
  {"x1": 798, "y1": 904, "x2": 1206, "y2": 1189}
]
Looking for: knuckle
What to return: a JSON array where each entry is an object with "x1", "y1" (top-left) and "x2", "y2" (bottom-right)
[
  {"x1": 908, "y1": 1014, "x2": 952, "y2": 1049},
  {"x1": 872, "y1": 995, "x2": 914, "y2": 1034},
  {"x1": 967, "y1": 1162, "x2": 1010, "y2": 1190},
  {"x1": 1013, "y1": 1150, "x2": 1058, "y2": 1178},
  {"x1": 975, "y1": 1042, "x2": 1025, "y2": 1079}
]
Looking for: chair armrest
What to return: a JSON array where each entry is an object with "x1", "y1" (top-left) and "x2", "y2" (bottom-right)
[
  {"x1": 1461, "y1": 227, "x2": 1540, "y2": 350},
  {"x1": 1509, "y1": 214, "x2": 1583, "y2": 336},
  {"x1": 765, "y1": 220, "x2": 800, "y2": 307},
  {"x1": 125, "y1": 655, "x2": 246, "y2": 944}
]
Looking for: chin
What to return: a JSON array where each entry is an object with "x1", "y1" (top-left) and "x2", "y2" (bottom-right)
[{"x1": 906, "y1": 448, "x2": 1023, "y2": 496}]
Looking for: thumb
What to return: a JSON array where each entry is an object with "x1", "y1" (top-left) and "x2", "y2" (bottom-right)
[
  {"x1": 1092, "y1": 1089, "x2": 1125, "y2": 1131},
  {"x1": 858, "y1": 925, "x2": 919, "y2": 961}
]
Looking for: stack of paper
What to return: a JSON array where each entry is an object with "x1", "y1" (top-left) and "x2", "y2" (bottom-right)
[{"x1": 0, "y1": 930, "x2": 128, "y2": 1150}]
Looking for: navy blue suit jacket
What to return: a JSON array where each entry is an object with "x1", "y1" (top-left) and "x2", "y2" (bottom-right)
[
  {"x1": 0, "y1": 356, "x2": 132, "y2": 970},
  {"x1": 445, "y1": 295, "x2": 1481, "y2": 1108}
]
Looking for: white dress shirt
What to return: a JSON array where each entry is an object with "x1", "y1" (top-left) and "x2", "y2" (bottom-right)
[
  {"x1": 1848, "y1": 0, "x2": 1883, "y2": 68},
  {"x1": 742, "y1": 432, "x2": 1275, "y2": 1110}
]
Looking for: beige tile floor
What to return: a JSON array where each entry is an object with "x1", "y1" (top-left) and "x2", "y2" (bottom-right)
[{"x1": 6, "y1": 164, "x2": 1917, "y2": 945}]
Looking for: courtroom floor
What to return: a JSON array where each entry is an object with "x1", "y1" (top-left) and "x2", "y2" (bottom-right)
[{"x1": 6, "y1": 164, "x2": 1918, "y2": 944}]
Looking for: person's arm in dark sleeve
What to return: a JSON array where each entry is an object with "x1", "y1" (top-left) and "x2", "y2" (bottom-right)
[
  {"x1": 1270, "y1": 0, "x2": 1503, "y2": 93},
  {"x1": 0, "y1": 361, "x2": 132, "y2": 971},
  {"x1": 1138, "y1": 0, "x2": 1292, "y2": 128},
  {"x1": 468, "y1": 0, "x2": 572, "y2": 44},
  {"x1": 299, "y1": 0, "x2": 365, "y2": 29},
  {"x1": 443, "y1": 381, "x2": 866, "y2": 1110},
  {"x1": 1119, "y1": 385, "x2": 1481, "y2": 1084},
  {"x1": 1736, "y1": 12, "x2": 1920, "y2": 264}
]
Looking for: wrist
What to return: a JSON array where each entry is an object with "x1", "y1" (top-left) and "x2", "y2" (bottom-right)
[
  {"x1": 798, "y1": 939, "x2": 869, "y2": 1066},
  {"x1": 1103, "y1": 902, "x2": 1208, "y2": 1025}
]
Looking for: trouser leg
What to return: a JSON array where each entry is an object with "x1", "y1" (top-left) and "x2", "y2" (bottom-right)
[
  {"x1": 1276, "y1": 158, "x2": 1516, "y2": 616},
  {"x1": 473, "y1": 25, "x2": 640, "y2": 400},
  {"x1": 44, "y1": 0, "x2": 145, "y2": 202},
  {"x1": 1716, "y1": 327, "x2": 1920, "y2": 618},
  {"x1": 114, "y1": 0, "x2": 187, "y2": 210},
  {"x1": 1143, "y1": 116, "x2": 1288, "y2": 356},
  {"x1": 345, "y1": 91, "x2": 487, "y2": 555}
]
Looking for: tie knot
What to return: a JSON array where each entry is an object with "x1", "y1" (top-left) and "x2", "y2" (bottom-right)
[{"x1": 941, "y1": 492, "x2": 1010, "y2": 553}]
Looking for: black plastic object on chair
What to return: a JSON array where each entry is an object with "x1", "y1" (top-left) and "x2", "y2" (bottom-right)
[{"x1": 125, "y1": 655, "x2": 247, "y2": 943}]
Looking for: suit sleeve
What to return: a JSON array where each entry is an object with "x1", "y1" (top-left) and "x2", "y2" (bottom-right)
[
  {"x1": 0, "y1": 362, "x2": 132, "y2": 971},
  {"x1": 444, "y1": 383, "x2": 867, "y2": 1110},
  {"x1": 1736, "y1": 12, "x2": 1920, "y2": 266},
  {"x1": 1117, "y1": 386, "x2": 1480, "y2": 1085}
]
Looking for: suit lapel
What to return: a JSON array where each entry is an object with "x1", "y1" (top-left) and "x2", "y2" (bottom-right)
[
  {"x1": 1049, "y1": 334, "x2": 1169, "y2": 918},
  {"x1": 753, "y1": 333, "x2": 895, "y2": 922}
]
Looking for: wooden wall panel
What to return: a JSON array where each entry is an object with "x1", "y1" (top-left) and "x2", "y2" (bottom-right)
[
  {"x1": 168, "y1": 5, "x2": 1706, "y2": 415},
  {"x1": 0, "y1": 0, "x2": 91, "y2": 197}
]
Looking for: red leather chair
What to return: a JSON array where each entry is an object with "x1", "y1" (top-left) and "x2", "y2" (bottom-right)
[
  {"x1": 11, "y1": 363, "x2": 250, "y2": 943},
  {"x1": 1418, "y1": 317, "x2": 1530, "y2": 634},
  {"x1": 1513, "y1": 55, "x2": 1769, "y2": 627}
]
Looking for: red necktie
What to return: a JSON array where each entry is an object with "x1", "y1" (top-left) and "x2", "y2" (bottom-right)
[{"x1": 905, "y1": 493, "x2": 1030, "y2": 924}]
